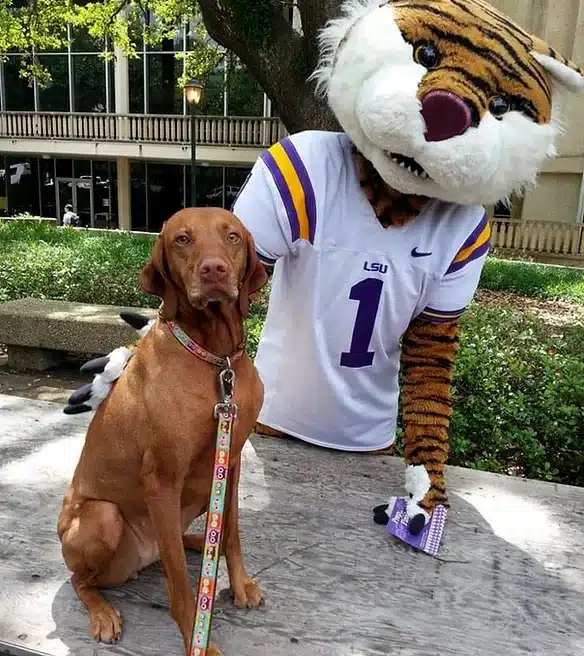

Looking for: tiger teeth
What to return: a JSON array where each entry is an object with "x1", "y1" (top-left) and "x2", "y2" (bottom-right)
[{"x1": 389, "y1": 153, "x2": 429, "y2": 180}]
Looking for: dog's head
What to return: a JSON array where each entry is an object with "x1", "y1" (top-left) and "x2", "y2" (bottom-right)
[{"x1": 140, "y1": 207, "x2": 268, "y2": 320}]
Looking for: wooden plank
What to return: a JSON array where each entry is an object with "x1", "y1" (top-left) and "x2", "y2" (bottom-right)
[{"x1": 1, "y1": 393, "x2": 584, "y2": 656}]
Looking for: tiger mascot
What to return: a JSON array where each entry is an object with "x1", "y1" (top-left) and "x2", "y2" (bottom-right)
[{"x1": 64, "y1": 0, "x2": 584, "y2": 542}]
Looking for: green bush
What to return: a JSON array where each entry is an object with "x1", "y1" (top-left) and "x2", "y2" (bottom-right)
[
  {"x1": 0, "y1": 220, "x2": 158, "y2": 307},
  {"x1": 451, "y1": 307, "x2": 584, "y2": 484}
]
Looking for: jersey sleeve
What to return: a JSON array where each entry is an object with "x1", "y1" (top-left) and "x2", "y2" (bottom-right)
[
  {"x1": 417, "y1": 211, "x2": 491, "y2": 323},
  {"x1": 231, "y1": 135, "x2": 318, "y2": 268}
]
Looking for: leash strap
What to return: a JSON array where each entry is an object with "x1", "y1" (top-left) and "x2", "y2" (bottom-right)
[{"x1": 190, "y1": 364, "x2": 238, "y2": 656}]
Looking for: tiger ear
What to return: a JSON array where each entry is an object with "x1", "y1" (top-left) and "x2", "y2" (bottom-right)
[{"x1": 530, "y1": 39, "x2": 584, "y2": 94}]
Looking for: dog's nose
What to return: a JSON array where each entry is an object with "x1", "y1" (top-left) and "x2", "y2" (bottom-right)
[
  {"x1": 420, "y1": 90, "x2": 472, "y2": 142},
  {"x1": 199, "y1": 257, "x2": 229, "y2": 282}
]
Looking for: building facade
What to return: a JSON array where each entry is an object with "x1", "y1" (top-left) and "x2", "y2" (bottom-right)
[
  {"x1": 0, "y1": 0, "x2": 582, "y2": 231},
  {"x1": 0, "y1": 20, "x2": 279, "y2": 232}
]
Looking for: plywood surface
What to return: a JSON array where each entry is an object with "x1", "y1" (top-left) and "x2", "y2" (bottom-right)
[{"x1": 1, "y1": 393, "x2": 584, "y2": 656}]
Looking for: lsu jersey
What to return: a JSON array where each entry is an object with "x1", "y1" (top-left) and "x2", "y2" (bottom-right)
[{"x1": 232, "y1": 131, "x2": 490, "y2": 451}]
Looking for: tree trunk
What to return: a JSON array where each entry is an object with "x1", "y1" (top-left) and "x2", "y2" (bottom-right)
[{"x1": 197, "y1": 0, "x2": 342, "y2": 134}]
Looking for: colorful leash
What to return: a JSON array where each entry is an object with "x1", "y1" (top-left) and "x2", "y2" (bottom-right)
[{"x1": 189, "y1": 360, "x2": 238, "y2": 656}]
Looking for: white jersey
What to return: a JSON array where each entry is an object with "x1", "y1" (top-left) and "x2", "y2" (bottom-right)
[{"x1": 232, "y1": 131, "x2": 490, "y2": 451}]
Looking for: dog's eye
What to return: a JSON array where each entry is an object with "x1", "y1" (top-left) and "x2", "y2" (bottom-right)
[
  {"x1": 175, "y1": 234, "x2": 190, "y2": 245},
  {"x1": 227, "y1": 232, "x2": 241, "y2": 243}
]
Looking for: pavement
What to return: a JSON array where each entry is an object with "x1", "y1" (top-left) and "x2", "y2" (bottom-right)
[{"x1": 0, "y1": 353, "x2": 88, "y2": 406}]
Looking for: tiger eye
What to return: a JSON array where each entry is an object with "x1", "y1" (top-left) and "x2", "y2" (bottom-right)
[
  {"x1": 414, "y1": 43, "x2": 440, "y2": 69},
  {"x1": 489, "y1": 96, "x2": 511, "y2": 118}
]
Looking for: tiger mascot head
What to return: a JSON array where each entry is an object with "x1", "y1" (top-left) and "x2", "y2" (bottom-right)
[{"x1": 311, "y1": 0, "x2": 584, "y2": 206}]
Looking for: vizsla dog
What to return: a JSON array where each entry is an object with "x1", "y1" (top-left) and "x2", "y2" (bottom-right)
[{"x1": 57, "y1": 207, "x2": 269, "y2": 656}]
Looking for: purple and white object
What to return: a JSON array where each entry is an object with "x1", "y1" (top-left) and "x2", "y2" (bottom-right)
[{"x1": 386, "y1": 497, "x2": 447, "y2": 557}]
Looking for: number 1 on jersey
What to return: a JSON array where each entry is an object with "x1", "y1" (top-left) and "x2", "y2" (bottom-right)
[{"x1": 340, "y1": 278, "x2": 383, "y2": 368}]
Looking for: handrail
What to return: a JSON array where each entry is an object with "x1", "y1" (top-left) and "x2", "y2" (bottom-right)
[
  {"x1": 0, "y1": 111, "x2": 287, "y2": 148},
  {"x1": 491, "y1": 218, "x2": 584, "y2": 256}
]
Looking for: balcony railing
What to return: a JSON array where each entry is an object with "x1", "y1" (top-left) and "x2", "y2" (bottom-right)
[
  {"x1": 492, "y1": 218, "x2": 584, "y2": 257},
  {"x1": 0, "y1": 111, "x2": 287, "y2": 148}
]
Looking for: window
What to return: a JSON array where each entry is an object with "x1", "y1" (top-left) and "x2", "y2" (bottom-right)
[
  {"x1": 4, "y1": 56, "x2": 35, "y2": 111},
  {"x1": 6, "y1": 156, "x2": 40, "y2": 216},
  {"x1": 130, "y1": 162, "x2": 147, "y2": 229},
  {"x1": 71, "y1": 25, "x2": 103, "y2": 53},
  {"x1": 197, "y1": 66, "x2": 224, "y2": 116},
  {"x1": 146, "y1": 53, "x2": 182, "y2": 114},
  {"x1": 147, "y1": 162, "x2": 184, "y2": 230},
  {"x1": 40, "y1": 157, "x2": 56, "y2": 218},
  {"x1": 38, "y1": 55, "x2": 70, "y2": 112},
  {"x1": 129, "y1": 55, "x2": 145, "y2": 113},
  {"x1": 227, "y1": 66, "x2": 263, "y2": 116},
  {"x1": 73, "y1": 55, "x2": 106, "y2": 112},
  {"x1": 0, "y1": 156, "x2": 7, "y2": 216}
]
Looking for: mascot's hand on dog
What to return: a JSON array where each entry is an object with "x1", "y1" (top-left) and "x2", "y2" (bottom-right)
[{"x1": 63, "y1": 0, "x2": 584, "y2": 544}]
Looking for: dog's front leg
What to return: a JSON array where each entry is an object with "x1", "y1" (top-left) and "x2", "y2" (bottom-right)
[
  {"x1": 222, "y1": 453, "x2": 264, "y2": 609},
  {"x1": 141, "y1": 450, "x2": 198, "y2": 655}
]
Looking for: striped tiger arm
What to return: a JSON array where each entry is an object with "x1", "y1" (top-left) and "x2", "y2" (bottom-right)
[{"x1": 400, "y1": 317, "x2": 460, "y2": 519}]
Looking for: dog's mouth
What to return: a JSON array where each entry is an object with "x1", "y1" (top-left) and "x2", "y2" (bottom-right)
[
  {"x1": 386, "y1": 152, "x2": 430, "y2": 180},
  {"x1": 189, "y1": 284, "x2": 238, "y2": 309}
]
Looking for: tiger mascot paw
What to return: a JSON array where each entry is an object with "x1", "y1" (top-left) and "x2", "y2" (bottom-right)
[
  {"x1": 63, "y1": 311, "x2": 153, "y2": 415},
  {"x1": 373, "y1": 464, "x2": 448, "y2": 535}
]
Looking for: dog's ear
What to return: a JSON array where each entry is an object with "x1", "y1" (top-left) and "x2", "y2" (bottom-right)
[
  {"x1": 140, "y1": 232, "x2": 178, "y2": 320},
  {"x1": 238, "y1": 233, "x2": 269, "y2": 317}
]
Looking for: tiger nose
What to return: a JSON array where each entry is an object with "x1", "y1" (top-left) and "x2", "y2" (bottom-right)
[{"x1": 420, "y1": 90, "x2": 472, "y2": 142}]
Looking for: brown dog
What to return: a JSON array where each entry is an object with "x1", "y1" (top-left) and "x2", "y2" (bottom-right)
[{"x1": 57, "y1": 207, "x2": 269, "y2": 655}]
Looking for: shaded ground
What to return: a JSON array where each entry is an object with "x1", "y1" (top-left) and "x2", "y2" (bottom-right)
[{"x1": 475, "y1": 289, "x2": 584, "y2": 327}]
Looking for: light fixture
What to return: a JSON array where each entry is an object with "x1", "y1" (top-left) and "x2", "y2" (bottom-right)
[{"x1": 184, "y1": 79, "x2": 204, "y2": 105}]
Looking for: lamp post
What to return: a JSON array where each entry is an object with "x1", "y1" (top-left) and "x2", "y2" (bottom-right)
[{"x1": 184, "y1": 80, "x2": 204, "y2": 207}]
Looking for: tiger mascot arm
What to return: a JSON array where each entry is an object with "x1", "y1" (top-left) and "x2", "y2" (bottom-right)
[{"x1": 393, "y1": 317, "x2": 460, "y2": 533}]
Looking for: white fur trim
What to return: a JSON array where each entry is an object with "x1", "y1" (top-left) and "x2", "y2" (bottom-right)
[
  {"x1": 404, "y1": 464, "x2": 432, "y2": 521},
  {"x1": 138, "y1": 318, "x2": 155, "y2": 338},
  {"x1": 87, "y1": 346, "x2": 135, "y2": 409},
  {"x1": 384, "y1": 495, "x2": 399, "y2": 518},
  {"x1": 531, "y1": 52, "x2": 584, "y2": 94},
  {"x1": 309, "y1": 0, "x2": 384, "y2": 97}
]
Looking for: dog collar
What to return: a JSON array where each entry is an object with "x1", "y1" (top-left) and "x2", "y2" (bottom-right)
[{"x1": 166, "y1": 320, "x2": 245, "y2": 368}]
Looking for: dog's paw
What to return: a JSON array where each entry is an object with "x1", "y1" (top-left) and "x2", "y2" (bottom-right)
[
  {"x1": 89, "y1": 604, "x2": 123, "y2": 643},
  {"x1": 232, "y1": 578, "x2": 264, "y2": 609}
]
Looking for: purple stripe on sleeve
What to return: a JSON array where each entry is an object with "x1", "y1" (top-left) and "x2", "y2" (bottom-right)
[
  {"x1": 260, "y1": 150, "x2": 300, "y2": 242},
  {"x1": 418, "y1": 313, "x2": 464, "y2": 324},
  {"x1": 423, "y1": 306, "x2": 466, "y2": 317},
  {"x1": 446, "y1": 239, "x2": 490, "y2": 275},
  {"x1": 458, "y1": 211, "x2": 488, "y2": 252},
  {"x1": 418, "y1": 306, "x2": 466, "y2": 324},
  {"x1": 280, "y1": 137, "x2": 317, "y2": 244}
]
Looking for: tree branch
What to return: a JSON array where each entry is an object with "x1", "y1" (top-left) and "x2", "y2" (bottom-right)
[{"x1": 197, "y1": 0, "x2": 339, "y2": 132}]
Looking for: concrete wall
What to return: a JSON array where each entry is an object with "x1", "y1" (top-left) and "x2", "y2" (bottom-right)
[
  {"x1": 489, "y1": 0, "x2": 584, "y2": 223},
  {"x1": 522, "y1": 172, "x2": 583, "y2": 222}
]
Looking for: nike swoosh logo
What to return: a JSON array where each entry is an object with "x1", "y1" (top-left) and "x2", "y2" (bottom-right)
[{"x1": 411, "y1": 247, "x2": 432, "y2": 258}]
